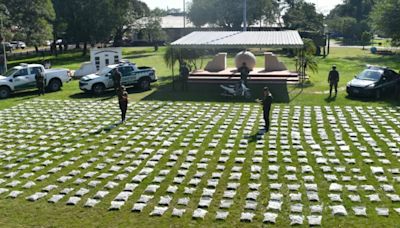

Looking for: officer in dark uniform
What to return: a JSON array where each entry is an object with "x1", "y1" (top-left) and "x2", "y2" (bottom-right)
[
  {"x1": 238, "y1": 62, "x2": 250, "y2": 86},
  {"x1": 328, "y1": 65, "x2": 340, "y2": 97},
  {"x1": 35, "y1": 71, "x2": 45, "y2": 96},
  {"x1": 117, "y1": 86, "x2": 128, "y2": 123},
  {"x1": 179, "y1": 62, "x2": 190, "y2": 91},
  {"x1": 261, "y1": 86, "x2": 273, "y2": 132},
  {"x1": 113, "y1": 68, "x2": 122, "y2": 93}
]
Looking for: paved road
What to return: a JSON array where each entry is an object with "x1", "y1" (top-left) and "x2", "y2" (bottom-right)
[{"x1": 329, "y1": 40, "x2": 400, "y2": 50}]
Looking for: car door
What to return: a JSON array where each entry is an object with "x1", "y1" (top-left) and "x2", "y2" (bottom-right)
[
  {"x1": 380, "y1": 71, "x2": 396, "y2": 92},
  {"x1": 13, "y1": 68, "x2": 30, "y2": 90},
  {"x1": 105, "y1": 72, "x2": 114, "y2": 88},
  {"x1": 120, "y1": 66, "x2": 134, "y2": 85},
  {"x1": 28, "y1": 67, "x2": 42, "y2": 87}
]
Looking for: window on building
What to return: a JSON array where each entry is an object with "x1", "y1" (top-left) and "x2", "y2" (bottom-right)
[{"x1": 95, "y1": 57, "x2": 100, "y2": 70}]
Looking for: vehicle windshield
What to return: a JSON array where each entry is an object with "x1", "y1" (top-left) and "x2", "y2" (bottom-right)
[
  {"x1": 96, "y1": 67, "x2": 113, "y2": 76},
  {"x1": 3, "y1": 68, "x2": 19, "y2": 77},
  {"x1": 357, "y1": 70, "x2": 382, "y2": 81}
]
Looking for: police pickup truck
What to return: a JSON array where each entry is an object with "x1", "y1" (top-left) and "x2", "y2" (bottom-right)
[
  {"x1": 79, "y1": 62, "x2": 157, "y2": 95},
  {"x1": 0, "y1": 64, "x2": 71, "y2": 99}
]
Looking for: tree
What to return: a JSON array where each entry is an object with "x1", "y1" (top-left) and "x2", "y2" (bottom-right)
[
  {"x1": 282, "y1": 1, "x2": 324, "y2": 32},
  {"x1": 361, "y1": 31, "x2": 372, "y2": 49},
  {"x1": 327, "y1": 17, "x2": 358, "y2": 40},
  {"x1": 326, "y1": 0, "x2": 376, "y2": 42},
  {"x1": 163, "y1": 46, "x2": 206, "y2": 70},
  {"x1": 1, "y1": 0, "x2": 55, "y2": 52},
  {"x1": 370, "y1": 0, "x2": 400, "y2": 45},
  {"x1": 296, "y1": 39, "x2": 319, "y2": 81},
  {"x1": 112, "y1": 0, "x2": 150, "y2": 47},
  {"x1": 134, "y1": 10, "x2": 166, "y2": 50},
  {"x1": 188, "y1": 0, "x2": 278, "y2": 29},
  {"x1": 0, "y1": 4, "x2": 12, "y2": 42},
  {"x1": 53, "y1": 0, "x2": 127, "y2": 55}
]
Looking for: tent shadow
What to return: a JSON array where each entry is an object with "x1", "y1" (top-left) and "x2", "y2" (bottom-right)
[
  {"x1": 142, "y1": 80, "x2": 290, "y2": 103},
  {"x1": 69, "y1": 91, "x2": 115, "y2": 100}
]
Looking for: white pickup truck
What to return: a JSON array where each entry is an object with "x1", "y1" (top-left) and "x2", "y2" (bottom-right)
[
  {"x1": 0, "y1": 64, "x2": 71, "y2": 98},
  {"x1": 79, "y1": 62, "x2": 157, "y2": 95}
]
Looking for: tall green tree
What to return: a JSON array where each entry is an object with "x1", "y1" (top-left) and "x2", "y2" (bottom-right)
[
  {"x1": 53, "y1": 0, "x2": 125, "y2": 55},
  {"x1": 327, "y1": 0, "x2": 376, "y2": 41},
  {"x1": 370, "y1": 0, "x2": 400, "y2": 45},
  {"x1": 134, "y1": 9, "x2": 166, "y2": 49},
  {"x1": 282, "y1": 1, "x2": 324, "y2": 32},
  {"x1": 1, "y1": 0, "x2": 55, "y2": 52},
  {"x1": 112, "y1": 0, "x2": 150, "y2": 47},
  {"x1": 188, "y1": 0, "x2": 278, "y2": 29}
]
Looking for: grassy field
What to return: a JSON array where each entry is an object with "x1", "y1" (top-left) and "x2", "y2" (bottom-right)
[
  {"x1": 0, "y1": 46, "x2": 399, "y2": 110},
  {"x1": 0, "y1": 46, "x2": 399, "y2": 228}
]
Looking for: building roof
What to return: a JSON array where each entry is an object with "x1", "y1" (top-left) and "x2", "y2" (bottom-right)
[
  {"x1": 160, "y1": 15, "x2": 279, "y2": 29},
  {"x1": 160, "y1": 15, "x2": 195, "y2": 28},
  {"x1": 171, "y1": 31, "x2": 304, "y2": 49}
]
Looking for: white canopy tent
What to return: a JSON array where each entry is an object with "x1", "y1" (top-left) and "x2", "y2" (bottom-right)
[
  {"x1": 170, "y1": 31, "x2": 306, "y2": 87},
  {"x1": 171, "y1": 30, "x2": 304, "y2": 49}
]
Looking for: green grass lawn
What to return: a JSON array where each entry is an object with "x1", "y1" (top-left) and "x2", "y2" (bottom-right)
[
  {"x1": 0, "y1": 100, "x2": 399, "y2": 227},
  {"x1": 0, "y1": 46, "x2": 399, "y2": 228},
  {"x1": 1, "y1": 46, "x2": 399, "y2": 110}
]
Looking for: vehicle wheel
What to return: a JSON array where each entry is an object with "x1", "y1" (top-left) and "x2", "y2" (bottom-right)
[
  {"x1": 0, "y1": 86, "x2": 11, "y2": 99},
  {"x1": 92, "y1": 83, "x2": 105, "y2": 95},
  {"x1": 375, "y1": 89, "x2": 381, "y2": 99},
  {"x1": 139, "y1": 78, "x2": 151, "y2": 91},
  {"x1": 48, "y1": 79, "x2": 62, "y2": 92}
]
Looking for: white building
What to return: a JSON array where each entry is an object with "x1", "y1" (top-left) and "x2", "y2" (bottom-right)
[{"x1": 74, "y1": 47, "x2": 122, "y2": 78}]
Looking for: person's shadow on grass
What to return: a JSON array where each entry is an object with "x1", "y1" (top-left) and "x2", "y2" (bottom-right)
[
  {"x1": 247, "y1": 129, "x2": 266, "y2": 143},
  {"x1": 324, "y1": 95, "x2": 336, "y2": 103}
]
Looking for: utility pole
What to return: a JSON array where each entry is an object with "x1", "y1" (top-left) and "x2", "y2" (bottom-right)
[
  {"x1": 0, "y1": 15, "x2": 7, "y2": 72},
  {"x1": 243, "y1": 0, "x2": 247, "y2": 31},
  {"x1": 183, "y1": 0, "x2": 186, "y2": 29}
]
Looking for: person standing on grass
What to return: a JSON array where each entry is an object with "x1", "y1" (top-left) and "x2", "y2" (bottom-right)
[
  {"x1": 179, "y1": 62, "x2": 190, "y2": 91},
  {"x1": 328, "y1": 65, "x2": 340, "y2": 97},
  {"x1": 257, "y1": 86, "x2": 273, "y2": 132},
  {"x1": 117, "y1": 86, "x2": 128, "y2": 123},
  {"x1": 35, "y1": 70, "x2": 45, "y2": 96},
  {"x1": 113, "y1": 68, "x2": 122, "y2": 93}
]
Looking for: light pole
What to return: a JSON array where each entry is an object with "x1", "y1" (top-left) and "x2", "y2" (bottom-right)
[
  {"x1": 243, "y1": 0, "x2": 247, "y2": 31},
  {"x1": 183, "y1": 0, "x2": 186, "y2": 29},
  {"x1": 0, "y1": 8, "x2": 7, "y2": 73}
]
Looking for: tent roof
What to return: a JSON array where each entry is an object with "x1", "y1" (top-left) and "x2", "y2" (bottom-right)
[{"x1": 171, "y1": 31, "x2": 304, "y2": 49}]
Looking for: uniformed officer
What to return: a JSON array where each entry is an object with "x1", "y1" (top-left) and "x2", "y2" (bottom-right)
[
  {"x1": 238, "y1": 62, "x2": 250, "y2": 86},
  {"x1": 35, "y1": 71, "x2": 45, "y2": 96},
  {"x1": 179, "y1": 62, "x2": 190, "y2": 91},
  {"x1": 328, "y1": 65, "x2": 340, "y2": 97},
  {"x1": 261, "y1": 86, "x2": 273, "y2": 132},
  {"x1": 113, "y1": 68, "x2": 122, "y2": 93},
  {"x1": 117, "y1": 86, "x2": 128, "y2": 123}
]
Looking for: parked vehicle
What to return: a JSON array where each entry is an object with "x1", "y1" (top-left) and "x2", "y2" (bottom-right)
[
  {"x1": 0, "y1": 42, "x2": 13, "y2": 53},
  {"x1": 346, "y1": 65, "x2": 400, "y2": 98},
  {"x1": 0, "y1": 63, "x2": 71, "y2": 99},
  {"x1": 10, "y1": 41, "x2": 26, "y2": 49},
  {"x1": 18, "y1": 41, "x2": 26, "y2": 49},
  {"x1": 79, "y1": 61, "x2": 157, "y2": 95},
  {"x1": 220, "y1": 82, "x2": 251, "y2": 99},
  {"x1": 10, "y1": 41, "x2": 18, "y2": 49}
]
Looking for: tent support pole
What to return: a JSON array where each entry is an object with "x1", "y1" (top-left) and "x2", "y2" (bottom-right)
[{"x1": 172, "y1": 46, "x2": 175, "y2": 91}]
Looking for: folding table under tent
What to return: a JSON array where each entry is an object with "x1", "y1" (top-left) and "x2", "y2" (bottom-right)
[{"x1": 170, "y1": 30, "x2": 305, "y2": 86}]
